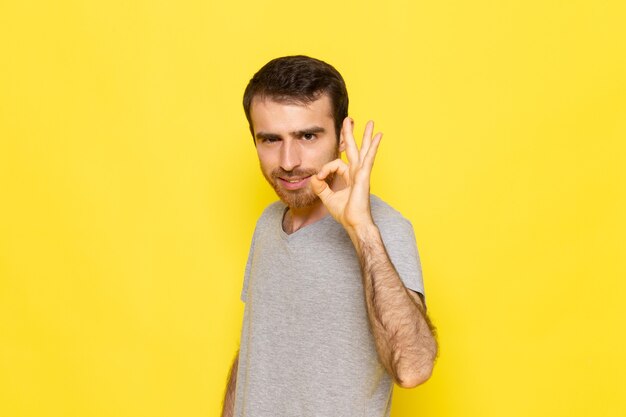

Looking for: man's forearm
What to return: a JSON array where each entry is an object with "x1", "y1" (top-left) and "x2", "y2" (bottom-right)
[
  {"x1": 349, "y1": 224, "x2": 437, "y2": 388},
  {"x1": 221, "y1": 352, "x2": 239, "y2": 417}
]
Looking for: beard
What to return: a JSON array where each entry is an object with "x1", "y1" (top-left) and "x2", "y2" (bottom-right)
[{"x1": 262, "y1": 167, "x2": 324, "y2": 209}]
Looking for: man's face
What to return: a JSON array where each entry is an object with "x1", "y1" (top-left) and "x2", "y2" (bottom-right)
[{"x1": 250, "y1": 94, "x2": 345, "y2": 209}]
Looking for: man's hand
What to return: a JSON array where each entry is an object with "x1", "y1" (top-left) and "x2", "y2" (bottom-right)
[{"x1": 310, "y1": 117, "x2": 382, "y2": 235}]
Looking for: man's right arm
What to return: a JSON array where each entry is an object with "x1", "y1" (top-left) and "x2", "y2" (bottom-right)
[{"x1": 221, "y1": 350, "x2": 239, "y2": 417}]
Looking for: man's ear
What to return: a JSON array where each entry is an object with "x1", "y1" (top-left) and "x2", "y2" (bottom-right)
[
  {"x1": 339, "y1": 134, "x2": 346, "y2": 153},
  {"x1": 338, "y1": 116, "x2": 351, "y2": 153}
]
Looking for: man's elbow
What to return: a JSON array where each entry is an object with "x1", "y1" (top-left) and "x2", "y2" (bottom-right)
[{"x1": 396, "y1": 361, "x2": 434, "y2": 389}]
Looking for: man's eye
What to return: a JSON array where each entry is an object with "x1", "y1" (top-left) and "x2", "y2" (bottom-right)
[{"x1": 303, "y1": 133, "x2": 315, "y2": 140}]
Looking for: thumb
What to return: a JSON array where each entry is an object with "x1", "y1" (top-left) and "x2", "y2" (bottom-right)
[{"x1": 310, "y1": 175, "x2": 333, "y2": 203}]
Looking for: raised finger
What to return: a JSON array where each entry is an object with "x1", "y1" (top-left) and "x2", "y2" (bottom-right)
[
  {"x1": 360, "y1": 120, "x2": 375, "y2": 160},
  {"x1": 342, "y1": 117, "x2": 359, "y2": 166},
  {"x1": 363, "y1": 132, "x2": 383, "y2": 172}
]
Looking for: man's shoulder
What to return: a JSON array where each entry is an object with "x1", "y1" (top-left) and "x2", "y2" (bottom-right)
[
  {"x1": 370, "y1": 194, "x2": 411, "y2": 226},
  {"x1": 255, "y1": 200, "x2": 286, "y2": 225}
]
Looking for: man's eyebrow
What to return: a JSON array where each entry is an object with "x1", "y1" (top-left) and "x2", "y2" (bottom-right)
[
  {"x1": 255, "y1": 132, "x2": 281, "y2": 141},
  {"x1": 291, "y1": 126, "x2": 326, "y2": 137}
]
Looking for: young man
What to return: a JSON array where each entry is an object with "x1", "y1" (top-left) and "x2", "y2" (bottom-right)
[{"x1": 222, "y1": 55, "x2": 437, "y2": 417}]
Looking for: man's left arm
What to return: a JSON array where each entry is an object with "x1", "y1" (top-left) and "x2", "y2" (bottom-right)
[{"x1": 311, "y1": 117, "x2": 438, "y2": 388}]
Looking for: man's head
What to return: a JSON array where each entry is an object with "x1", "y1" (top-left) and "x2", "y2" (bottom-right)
[
  {"x1": 243, "y1": 56, "x2": 349, "y2": 209},
  {"x1": 243, "y1": 55, "x2": 349, "y2": 142}
]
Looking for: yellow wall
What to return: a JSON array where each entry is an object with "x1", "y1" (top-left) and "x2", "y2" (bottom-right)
[{"x1": 1, "y1": 1, "x2": 624, "y2": 416}]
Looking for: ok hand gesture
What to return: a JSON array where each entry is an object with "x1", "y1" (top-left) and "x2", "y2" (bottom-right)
[{"x1": 310, "y1": 117, "x2": 382, "y2": 235}]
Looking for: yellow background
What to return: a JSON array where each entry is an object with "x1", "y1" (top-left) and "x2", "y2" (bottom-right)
[{"x1": 1, "y1": 1, "x2": 625, "y2": 416}]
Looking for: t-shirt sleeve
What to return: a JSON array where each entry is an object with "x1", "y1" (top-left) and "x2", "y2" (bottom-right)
[
  {"x1": 240, "y1": 227, "x2": 257, "y2": 303},
  {"x1": 377, "y1": 216, "x2": 425, "y2": 298}
]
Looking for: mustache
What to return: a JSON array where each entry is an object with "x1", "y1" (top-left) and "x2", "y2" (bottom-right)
[{"x1": 271, "y1": 168, "x2": 317, "y2": 179}]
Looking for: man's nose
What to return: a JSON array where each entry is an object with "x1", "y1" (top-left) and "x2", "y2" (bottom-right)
[{"x1": 279, "y1": 140, "x2": 301, "y2": 171}]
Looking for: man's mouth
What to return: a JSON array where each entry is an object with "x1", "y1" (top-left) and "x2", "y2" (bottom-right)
[{"x1": 278, "y1": 175, "x2": 312, "y2": 190}]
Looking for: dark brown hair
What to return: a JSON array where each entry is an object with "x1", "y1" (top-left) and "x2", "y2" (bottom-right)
[{"x1": 243, "y1": 55, "x2": 349, "y2": 142}]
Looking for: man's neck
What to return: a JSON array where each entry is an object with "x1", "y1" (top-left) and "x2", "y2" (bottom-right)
[{"x1": 282, "y1": 200, "x2": 329, "y2": 235}]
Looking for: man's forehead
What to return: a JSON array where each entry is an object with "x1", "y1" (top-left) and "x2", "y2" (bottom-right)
[
  {"x1": 250, "y1": 94, "x2": 334, "y2": 130},
  {"x1": 250, "y1": 93, "x2": 331, "y2": 111}
]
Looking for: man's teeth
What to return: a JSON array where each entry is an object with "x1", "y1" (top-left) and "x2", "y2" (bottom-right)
[{"x1": 287, "y1": 179, "x2": 300, "y2": 183}]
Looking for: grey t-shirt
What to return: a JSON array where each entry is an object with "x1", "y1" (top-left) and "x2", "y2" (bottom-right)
[{"x1": 234, "y1": 195, "x2": 424, "y2": 417}]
